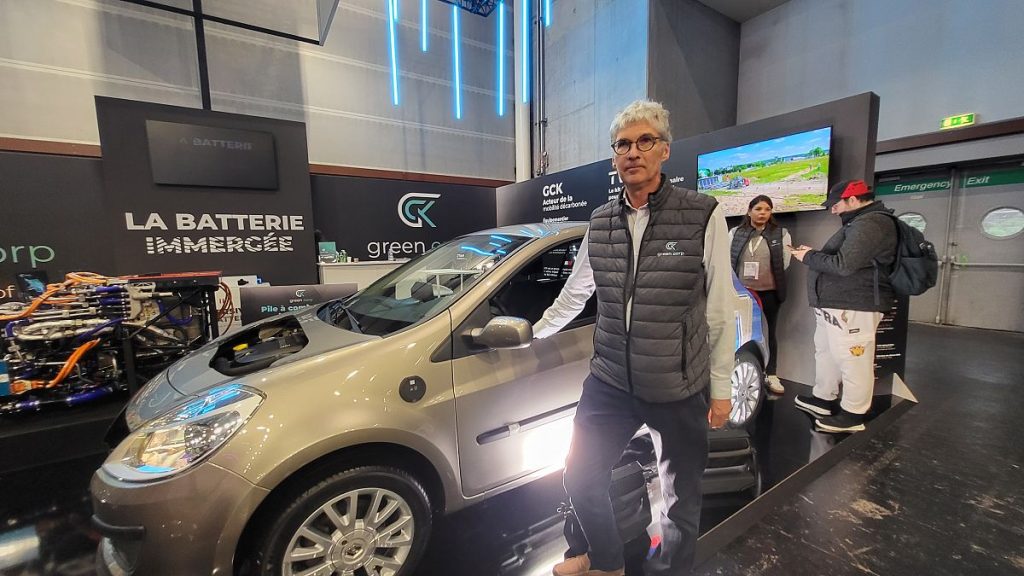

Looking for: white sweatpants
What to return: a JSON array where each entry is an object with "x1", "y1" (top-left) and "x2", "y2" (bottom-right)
[{"x1": 812, "y1": 307, "x2": 883, "y2": 415}]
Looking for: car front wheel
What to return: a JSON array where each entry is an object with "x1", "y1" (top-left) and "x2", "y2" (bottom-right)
[
  {"x1": 253, "y1": 465, "x2": 432, "y2": 576},
  {"x1": 730, "y1": 349, "x2": 765, "y2": 428}
]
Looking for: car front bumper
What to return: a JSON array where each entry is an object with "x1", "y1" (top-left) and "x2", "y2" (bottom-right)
[{"x1": 91, "y1": 461, "x2": 269, "y2": 576}]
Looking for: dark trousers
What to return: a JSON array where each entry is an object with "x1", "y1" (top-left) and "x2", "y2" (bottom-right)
[
  {"x1": 563, "y1": 374, "x2": 709, "y2": 575},
  {"x1": 753, "y1": 289, "x2": 781, "y2": 375}
]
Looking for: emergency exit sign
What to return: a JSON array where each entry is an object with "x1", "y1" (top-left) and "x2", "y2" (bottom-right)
[{"x1": 940, "y1": 113, "x2": 976, "y2": 130}]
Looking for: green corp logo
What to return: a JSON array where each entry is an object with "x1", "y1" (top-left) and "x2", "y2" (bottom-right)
[
  {"x1": 1, "y1": 245, "x2": 55, "y2": 268},
  {"x1": 399, "y1": 193, "x2": 440, "y2": 228}
]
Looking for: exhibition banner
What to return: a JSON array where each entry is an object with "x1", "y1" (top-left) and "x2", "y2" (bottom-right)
[
  {"x1": 496, "y1": 153, "x2": 690, "y2": 227},
  {"x1": 96, "y1": 98, "x2": 317, "y2": 285},
  {"x1": 239, "y1": 283, "x2": 357, "y2": 324},
  {"x1": 312, "y1": 175, "x2": 496, "y2": 261}
]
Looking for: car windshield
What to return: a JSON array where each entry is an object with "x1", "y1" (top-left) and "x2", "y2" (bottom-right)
[{"x1": 319, "y1": 233, "x2": 531, "y2": 336}]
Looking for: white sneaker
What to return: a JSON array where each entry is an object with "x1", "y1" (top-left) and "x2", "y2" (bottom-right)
[{"x1": 766, "y1": 375, "x2": 785, "y2": 395}]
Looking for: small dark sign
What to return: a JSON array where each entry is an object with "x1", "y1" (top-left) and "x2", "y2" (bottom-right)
[
  {"x1": 145, "y1": 120, "x2": 279, "y2": 190},
  {"x1": 238, "y1": 283, "x2": 357, "y2": 324}
]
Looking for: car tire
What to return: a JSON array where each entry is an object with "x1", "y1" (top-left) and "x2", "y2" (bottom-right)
[
  {"x1": 250, "y1": 465, "x2": 432, "y2": 576},
  {"x1": 730, "y1": 349, "x2": 765, "y2": 429}
]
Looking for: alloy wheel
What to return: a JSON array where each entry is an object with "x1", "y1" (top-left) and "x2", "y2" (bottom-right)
[
  {"x1": 282, "y1": 487, "x2": 415, "y2": 576},
  {"x1": 730, "y1": 359, "x2": 763, "y2": 426}
]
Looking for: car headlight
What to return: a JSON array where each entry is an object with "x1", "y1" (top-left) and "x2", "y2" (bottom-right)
[
  {"x1": 124, "y1": 370, "x2": 187, "y2": 432},
  {"x1": 103, "y1": 384, "x2": 263, "y2": 482}
]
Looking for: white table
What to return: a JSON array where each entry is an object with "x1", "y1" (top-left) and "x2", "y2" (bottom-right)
[{"x1": 318, "y1": 260, "x2": 407, "y2": 289}]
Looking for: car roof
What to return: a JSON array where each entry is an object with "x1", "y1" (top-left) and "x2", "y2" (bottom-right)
[{"x1": 471, "y1": 221, "x2": 589, "y2": 238}]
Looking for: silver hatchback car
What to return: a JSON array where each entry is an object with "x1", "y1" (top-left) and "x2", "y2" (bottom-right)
[{"x1": 91, "y1": 222, "x2": 767, "y2": 576}]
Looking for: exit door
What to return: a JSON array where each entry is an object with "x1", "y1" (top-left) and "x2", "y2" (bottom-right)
[
  {"x1": 945, "y1": 166, "x2": 1024, "y2": 332},
  {"x1": 877, "y1": 162, "x2": 1024, "y2": 333}
]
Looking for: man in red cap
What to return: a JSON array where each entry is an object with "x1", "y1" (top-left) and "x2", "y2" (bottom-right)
[{"x1": 789, "y1": 180, "x2": 898, "y2": 433}]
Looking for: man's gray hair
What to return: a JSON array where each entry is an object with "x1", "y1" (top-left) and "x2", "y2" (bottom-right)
[{"x1": 609, "y1": 100, "x2": 672, "y2": 143}]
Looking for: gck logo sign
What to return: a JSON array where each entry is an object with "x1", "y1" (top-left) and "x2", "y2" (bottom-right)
[
  {"x1": 542, "y1": 183, "x2": 564, "y2": 195},
  {"x1": 665, "y1": 241, "x2": 678, "y2": 251},
  {"x1": 398, "y1": 193, "x2": 440, "y2": 228}
]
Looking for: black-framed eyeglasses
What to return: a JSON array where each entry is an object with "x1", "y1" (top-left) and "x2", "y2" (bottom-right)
[{"x1": 611, "y1": 135, "x2": 662, "y2": 155}]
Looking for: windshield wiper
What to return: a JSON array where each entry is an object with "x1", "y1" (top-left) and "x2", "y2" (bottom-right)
[{"x1": 342, "y1": 304, "x2": 363, "y2": 334}]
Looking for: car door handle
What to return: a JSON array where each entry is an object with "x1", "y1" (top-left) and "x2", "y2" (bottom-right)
[{"x1": 476, "y1": 402, "x2": 579, "y2": 445}]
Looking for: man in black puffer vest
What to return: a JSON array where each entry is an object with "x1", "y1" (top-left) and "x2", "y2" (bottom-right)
[
  {"x1": 534, "y1": 101, "x2": 736, "y2": 576},
  {"x1": 791, "y1": 180, "x2": 898, "y2": 433}
]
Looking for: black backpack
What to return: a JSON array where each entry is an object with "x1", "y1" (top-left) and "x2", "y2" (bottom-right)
[{"x1": 875, "y1": 212, "x2": 939, "y2": 297}]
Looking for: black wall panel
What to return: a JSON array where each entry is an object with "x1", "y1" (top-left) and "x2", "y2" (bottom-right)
[
  {"x1": 312, "y1": 174, "x2": 497, "y2": 261},
  {"x1": 0, "y1": 152, "x2": 112, "y2": 302},
  {"x1": 497, "y1": 92, "x2": 880, "y2": 227},
  {"x1": 95, "y1": 97, "x2": 317, "y2": 285}
]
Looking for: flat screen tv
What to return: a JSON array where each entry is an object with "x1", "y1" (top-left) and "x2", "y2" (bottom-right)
[{"x1": 696, "y1": 126, "x2": 831, "y2": 217}]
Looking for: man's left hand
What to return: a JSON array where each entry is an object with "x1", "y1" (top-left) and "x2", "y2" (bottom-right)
[
  {"x1": 790, "y1": 245, "x2": 812, "y2": 262},
  {"x1": 709, "y1": 398, "x2": 731, "y2": 429}
]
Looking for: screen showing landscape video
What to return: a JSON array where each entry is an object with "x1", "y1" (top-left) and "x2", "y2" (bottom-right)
[{"x1": 696, "y1": 126, "x2": 831, "y2": 217}]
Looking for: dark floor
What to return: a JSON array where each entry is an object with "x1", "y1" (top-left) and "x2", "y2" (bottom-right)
[
  {"x1": 695, "y1": 323, "x2": 1024, "y2": 576},
  {"x1": 1, "y1": 323, "x2": 1020, "y2": 576}
]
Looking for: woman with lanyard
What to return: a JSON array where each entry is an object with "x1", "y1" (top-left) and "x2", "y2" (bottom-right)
[{"x1": 729, "y1": 195, "x2": 792, "y2": 395}]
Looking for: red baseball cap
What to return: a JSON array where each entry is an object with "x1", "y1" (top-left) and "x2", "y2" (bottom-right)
[{"x1": 822, "y1": 179, "x2": 871, "y2": 208}]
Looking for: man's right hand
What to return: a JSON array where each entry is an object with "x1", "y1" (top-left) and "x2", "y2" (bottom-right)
[{"x1": 708, "y1": 398, "x2": 731, "y2": 429}]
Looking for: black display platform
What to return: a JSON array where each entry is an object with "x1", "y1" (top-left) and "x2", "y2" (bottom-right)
[
  {"x1": 0, "y1": 375, "x2": 914, "y2": 576},
  {"x1": 0, "y1": 396, "x2": 125, "y2": 474},
  {"x1": 415, "y1": 380, "x2": 914, "y2": 575}
]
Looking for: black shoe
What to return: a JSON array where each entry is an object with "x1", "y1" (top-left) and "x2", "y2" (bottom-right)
[
  {"x1": 815, "y1": 411, "x2": 866, "y2": 433},
  {"x1": 794, "y1": 395, "x2": 838, "y2": 417}
]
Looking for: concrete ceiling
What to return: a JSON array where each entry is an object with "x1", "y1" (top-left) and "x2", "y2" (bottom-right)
[{"x1": 695, "y1": 0, "x2": 791, "y2": 23}]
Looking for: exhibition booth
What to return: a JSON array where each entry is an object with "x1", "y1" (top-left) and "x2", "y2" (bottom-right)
[{"x1": 0, "y1": 92, "x2": 918, "y2": 576}]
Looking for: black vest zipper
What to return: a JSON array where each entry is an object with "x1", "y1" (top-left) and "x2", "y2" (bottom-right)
[
  {"x1": 621, "y1": 205, "x2": 655, "y2": 397},
  {"x1": 621, "y1": 211, "x2": 634, "y2": 395}
]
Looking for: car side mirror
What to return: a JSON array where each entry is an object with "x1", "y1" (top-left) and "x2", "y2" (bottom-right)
[{"x1": 469, "y1": 316, "x2": 533, "y2": 349}]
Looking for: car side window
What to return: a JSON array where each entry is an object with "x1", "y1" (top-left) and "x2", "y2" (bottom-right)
[{"x1": 489, "y1": 240, "x2": 597, "y2": 325}]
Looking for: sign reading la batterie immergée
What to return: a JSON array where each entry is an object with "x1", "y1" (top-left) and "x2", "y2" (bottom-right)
[{"x1": 123, "y1": 212, "x2": 306, "y2": 255}]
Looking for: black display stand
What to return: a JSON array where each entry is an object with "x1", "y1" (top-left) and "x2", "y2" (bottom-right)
[
  {"x1": 0, "y1": 396, "x2": 124, "y2": 474},
  {"x1": 117, "y1": 275, "x2": 221, "y2": 394}
]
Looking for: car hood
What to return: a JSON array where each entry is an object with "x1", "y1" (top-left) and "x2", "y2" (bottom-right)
[{"x1": 166, "y1": 305, "x2": 378, "y2": 396}]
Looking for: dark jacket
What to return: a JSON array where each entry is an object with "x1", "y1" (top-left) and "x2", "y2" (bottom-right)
[
  {"x1": 588, "y1": 181, "x2": 718, "y2": 403},
  {"x1": 730, "y1": 224, "x2": 788, "y2": 302},
  {"x1": 805, "y1": 201, "x2": 898, "y2": 312}
]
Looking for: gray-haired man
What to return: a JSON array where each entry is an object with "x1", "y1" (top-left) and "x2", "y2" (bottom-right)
[{"x1": 534, "y1": 100, "x2": 736, "y2": 576}]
